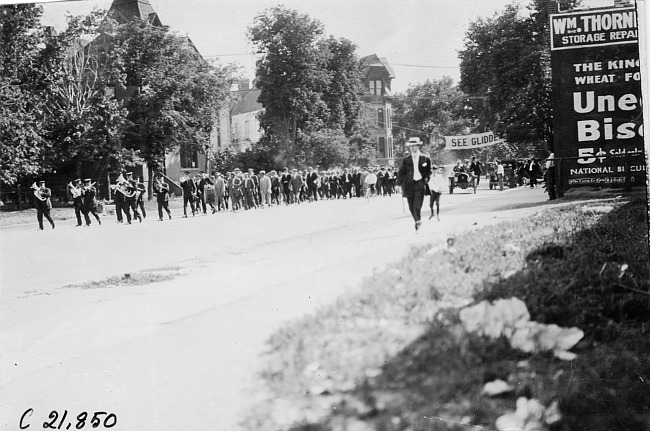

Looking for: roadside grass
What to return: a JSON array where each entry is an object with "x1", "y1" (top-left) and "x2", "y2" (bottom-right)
[{"x1": 242, "y1": 197, "x2": 650, "y2": 431}]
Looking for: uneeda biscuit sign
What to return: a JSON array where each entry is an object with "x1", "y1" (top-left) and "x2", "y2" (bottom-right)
[{"x1": 550, "y1": 7, "x2": 644, "y2": 191}]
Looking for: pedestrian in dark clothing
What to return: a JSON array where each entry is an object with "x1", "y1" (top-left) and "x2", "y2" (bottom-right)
[{"x1": 397, "y1": 137, "x2": 433, "y2": 232}]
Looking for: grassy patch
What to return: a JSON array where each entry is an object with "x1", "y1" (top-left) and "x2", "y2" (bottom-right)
[
  {"x1": 60, "y1": 270, "x2": 179, "y2": 290},
  {"x1": 243, "y1": 198, "x2": 650, "y2": 431}
]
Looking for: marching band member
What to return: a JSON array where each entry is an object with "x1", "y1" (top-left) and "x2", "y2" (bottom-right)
[
  {"x1": 124, "y1": 172, "x2": 142, "y2": 223},
  {"x1": 180, "y1": 170, "x2": 196, "y2": 217},
  {"x1": 68, "y1": 178, "x2": 84, "y2": 227},
  {"x1": 135, "y1": 176, "x2": 147, "y2": 219},
  {"x1": 153, "y1": 175, "x2": 172, "y2": 221},
  {"x1": 32, "y1": 180, "x2": 55, "y2": 230},
  {"x1": 82, "y1": 178, "x2": 101, "y2": 226},
  {"x1": 111, "y1": 173, "x2": 131, "y2": 224}
]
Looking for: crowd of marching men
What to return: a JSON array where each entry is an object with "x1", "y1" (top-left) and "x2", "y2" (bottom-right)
[
  {"x1": 158, "y1": 165, "x2": 401, "y2": 221},
  {"x1": 28, "y1": 165, "x2": 402, "y2": 229}
]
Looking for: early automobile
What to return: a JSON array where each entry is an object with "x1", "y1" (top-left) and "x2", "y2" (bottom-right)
[{"x1": 449, "y1": 171, "x2": 477, "y2": 194}]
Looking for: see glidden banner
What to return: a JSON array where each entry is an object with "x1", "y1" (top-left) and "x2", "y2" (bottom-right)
[
  {"x1": 444, "y1": 131, "x2": 503, "y2": 150},
  {"x1": 550, "y1": 6, "x2": 644, "y2": 190}
]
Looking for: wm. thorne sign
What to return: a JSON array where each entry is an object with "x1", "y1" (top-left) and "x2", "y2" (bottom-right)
[
  {"x1": 551, "y1": 8, "x2": 638, "y2": 50},
  {"x1": 550, "y1": 7, "x2": 644, "y2": 189}
]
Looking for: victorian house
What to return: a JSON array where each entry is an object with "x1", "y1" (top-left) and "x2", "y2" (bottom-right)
[
  {"x1": 360, "y1": 54, "x2": 395, "y2": 166},
  {"x1": 101, "y1": 0, "x2": 230, "y2": 186}
]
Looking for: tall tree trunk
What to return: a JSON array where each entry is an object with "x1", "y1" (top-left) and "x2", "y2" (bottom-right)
[
  {"x1": 16, "y1": 181, "x2": 22, "y2": 211},
  {"x1": 147, "y1": 164, "x2": 154, "y2": 201}
]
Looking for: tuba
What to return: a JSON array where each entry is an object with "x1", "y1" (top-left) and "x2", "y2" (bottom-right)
[
  {"x1": 68, "y1": 181, "x2": 82, "y2": 199},
  {"x1": 31, "y1": 183, "x2": 47, "y2": 202},
  {"x1": 113, "y1": 174, "x2": 135, "y2": 198}
]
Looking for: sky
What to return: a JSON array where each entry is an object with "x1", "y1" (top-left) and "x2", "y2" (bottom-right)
[{"x1": 26, "y1": 0, "x2": 619, "y2": 93}]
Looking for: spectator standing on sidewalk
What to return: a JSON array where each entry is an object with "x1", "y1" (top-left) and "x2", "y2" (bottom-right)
[
  {"x1": 497, "y1": 160, "x2": 505, "y2": 191},
  {"x1": 428, "y1": 167, "x2": 445, "y2": 221},
  {"x1": 470, "y1": 157, "x2": 482, "y2": 186},
  {"x1": 545, "y1": 154, "x2": 557, "y2": 200}
]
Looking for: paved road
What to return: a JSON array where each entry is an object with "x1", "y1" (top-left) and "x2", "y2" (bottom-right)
[{"x1": 0, "y1": 183, "x2": 549, "y2": 431}]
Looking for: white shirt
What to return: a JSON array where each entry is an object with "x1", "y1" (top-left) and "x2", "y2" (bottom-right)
[
  {"x1": 497, "y1": 164, "x2": 504, "y2": 175},
  {"x1": 412, "y1": 152, "x2": 422, "y2": 181},
  {"x1": 429, "y1": 174, "x2": 445, "y2": 193}
]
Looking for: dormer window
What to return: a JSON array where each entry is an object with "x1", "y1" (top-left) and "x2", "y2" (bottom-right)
[{"x1": 369, "y1": 80, "x2": 383, "y2": 95}]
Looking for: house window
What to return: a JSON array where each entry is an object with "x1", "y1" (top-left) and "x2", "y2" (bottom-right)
[
  {"x1": 181, "y1": 148, "x2": 198, "y2": 169},
  {"x1": 388, "y1": 136, "x2": 393, "y2": 158},
  {"x1": 378, "y1": 137, "x2": 386, "y2": 159},
  {"x1": 377, "y1": 108, "x2": 385, "y2": 127},
  {"x1": 387, "y1": 107, "x2": 392, "y2": 128},
  {"x1": 369, "y1": 80, "x2": 382, "y2": 95}
]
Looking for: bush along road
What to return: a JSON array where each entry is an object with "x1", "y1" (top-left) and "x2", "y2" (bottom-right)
[{"x1": 242, "y1": 197, "x2": 650, "y2": 431}]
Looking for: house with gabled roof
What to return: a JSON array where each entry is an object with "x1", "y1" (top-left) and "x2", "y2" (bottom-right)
[
  {"x1": 98, "y1": 0, "x2": 231, "y2": 187},
  {"x1": 229, "y1": 80, "x2": 264, "y2": 152},
  {"x1": 360, "y1": 54, "x2": 395, "y2": 166}
]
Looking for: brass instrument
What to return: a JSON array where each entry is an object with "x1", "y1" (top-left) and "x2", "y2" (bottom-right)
[
  {"x1": 112, "y1": 174, "x2": 136, "y2": 198},
  {"x1": 31, "y1": 182, "x2": 47, "y2": 202},
  {"x1": 68, "y1": 181, "x2": 83, "y2": 198}
]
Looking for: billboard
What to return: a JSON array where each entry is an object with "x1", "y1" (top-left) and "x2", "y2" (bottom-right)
[{"x1": 550, "y1": 7, "x2": 644, "y2": 189}]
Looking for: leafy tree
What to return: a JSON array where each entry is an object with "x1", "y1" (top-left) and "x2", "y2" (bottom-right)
[
  {"x1": 0, "y1": 78, "x2": 49, "y2": 185},
  {"x1": 0, "y1": 5, "x2": 51, "y2": 186},
  {"x1": 317, "y1": 36, "x2": 364, "y2": 136},
  {"x1": 392, "y1": 77, "x2": 473, "y2": 165},
  {"x1": 458, "y1": 0, "x2": 580, "y2": 154},
  {"x1": 348, "y1": 103, "x2": 378, "y2": 167},
  {"x1": 111, "y1": 19, "x2": 237, "y2": 183},
  {"x1": 248, "y1": 6, "x2": 366, "y2": 167},
  {"x1": 249, "y1": 6, "x2": 329, "y2": 149},
  {"x1": 42, "y1": 12, "x2": 137, "y2": 180},
  {"x1": 297, "y1": 128, "x2": 349, "y2": 169}
]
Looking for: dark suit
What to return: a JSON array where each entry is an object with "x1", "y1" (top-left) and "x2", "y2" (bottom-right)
[
  {"x1": 306, "y1": 171, "x2": 319, "y2": 201},
  {"x1": 243, "y1": 177, "x2": 256, "y2": 209},
  {"x1": 280, "y1": 173, "x2": 292, "y2": 204},
  {"x1": 340, "y1": 172, "x2": 353, "y2": 198},
  {"x1": 181, "y1": 177, "x2": 197, "y2": 216},
  {"x1": 34, "y1": 187, "x2": 54, "y2": 230},
  {"x1": 82, "y1": 185, "x2": 101, "y2": 225},
  {"x1": 398, "y1": 153, "x2": 433, "y2": 223},
  {"x1": 154, "y1": 180, "x2": 172, "y2": 220}
]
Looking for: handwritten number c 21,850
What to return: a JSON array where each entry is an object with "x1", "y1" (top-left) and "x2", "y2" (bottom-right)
[{"x1": 19, "y1": 409, "x2": 117, "y2": 429}]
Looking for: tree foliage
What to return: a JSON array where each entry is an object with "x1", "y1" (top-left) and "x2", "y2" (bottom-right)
[
  {"x1": 392, "y1": 77, "x2": 473, "y2": 164},
  {"x1": 248, "y1": 6, "x2": 366, "y2": 167},
  {"x1": 458, "y1": 0, "x2": 580, "y2": 154},
  {"x1": 111, "y1": 19, "x2": 237, "y2": 171},
  {"x1": 0, "y1": 5, "x2": 51, "y2": 184}
]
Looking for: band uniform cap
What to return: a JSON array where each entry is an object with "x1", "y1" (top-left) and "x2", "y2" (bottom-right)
[
  {"x1": 84, "y1": 178, "x2": 92, "y2": 182},
  {"x1": 259, "y1": 170, "x2": 266, "y2": 174},
  {"x1": 37, "y1": 180, "x2": 45, "y2": 184},
  {"x1": 406, "y1": 137, "x2": 423, "y2": 146}
]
